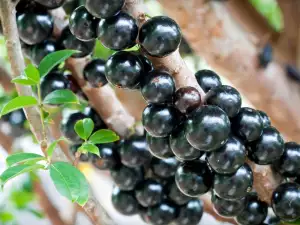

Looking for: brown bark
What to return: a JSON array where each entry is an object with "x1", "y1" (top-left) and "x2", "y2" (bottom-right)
[
  {"x1": 0, "y1": 129, "x2": 13, "y2": 154},
  {"x1": 0, "y1": 59, "x2": 14, "y2": 92}
]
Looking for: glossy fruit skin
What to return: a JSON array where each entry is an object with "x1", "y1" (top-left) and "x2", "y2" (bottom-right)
[
  {"x1": 137, "y1": 54, "x2": 153, "y2": 73},
  {"x1": 174, "y1": 86, "x2": 201, "y2": 114},
  {"x1": 205, "y1": 85, "x2": 242, "y2": 118},
  {"x1": 60, "y1": 27, "x2": 95, "y2": 58},
  {"x1": 165, "y1": 180, "x2": 193, "y2": 205},
  {"x1": 98, "y1": 12, "x2": 138, "y2": 51},
  {"x1": 85, "y1": 0, "x2": 125, "y2": 18},
  {"x1": 207, "y1": 135, "x2": 246, "y2": 174},
  {"x1": 83, "y1": 107, "x2": 106, "y2": 130},
  {"x1": 145, "y1": 201, "x2": 178, "y2": 225},
  {"x1": 175, "y1": 160, "x2": 213, "y2": 197},
  {"x1": 105, "y1": 51, "x2": 143, "y2": 89},
  {"x1": 70, "y1": 144, "x2": 91, "y2": 162},
  {"x1": 92, "y1": 143, "x2": 120, "y2": 170},
  {"x1": 213, "y1": 164, "x2": 253, "y2": 200},
  {"x1": 110, "y1": 165, "x2": 144, "y2": 191},
  {"x1": 247, "y1": 126, "x2": 284, "y2": 165},
  {"x1": 69, "y1": 6, "x2": 99, "y2": 41},
  {"x1": 119, "y1": 136, "x2": 152, "y2": 168},
  {"x1": 61, "y1": 112, "x2": 87, "y2": 143},
  {"x1": 263, "y1": 216, "x2": 281, "y2": 225},
  {"x1": 8, "y1": 109, "x2": 26, "y2": 128},
  {"x1": 135, "y1": 179, "x2": 164, "y2": 207},
  {"x1": 83, "y1": 59, "x2": 108, "y2": 88},
  {"x1": 258, "y1": 110, "x2": 271, "y2": 128},
  {"x1": 273, "y1": 142, "x2": 300, "y2": 177},
  {"x1": 236, "y1": 193, "x2": 268, "y2": 225},
  {"x1": 142, "y1": 104, "x2": 180, "y2": 137},
  {"x1": 185, "y1": 105, "x2": 231, "y2": 151},
  {"x1": 173, "y1": 200, "x2": 203, "y2": 225},
  {"x1": 141, "y1": 70, "x2": 175, "y2": 104},
  {"x1": 231, "y1": 107, "x2": 263, "y2": 142},
  {"x1": 33, "y1": 0, "x2": 65, "y2": 9},
  {"x1": 271, "y1": 183, "x2": 300, "y2": 221},
  {"x1": 195, "y1": 70, "x2": 222, "y2": 93},
  {"x1": 40, "y1": 71, "x2": 70, "y2": 99},
  {"x1": 112, "y1": 187, "x2": 140, "y2": 216},
  {"x1": 146, "y1": 133, "x2": 174, "y2": 159},
  {"x1": 259, "y1": 43, "x2": 272, "y2": 68},
  {"x1": 296, "y1": 177, "x2": 300, "y2": 185},
  {"x1": 31, "y1": 39, "x2": 58, "y2": 66},
  {"x1": 17, "y1": 11, "x2": 53, "y2": 45},
  {"x1": 151, "y1": 157, "x2": 179, "y2": 179},
  {"x1": 211, "y1": 193, "x2": 246, "y2": 217},
  {"x1": 170, "y1": 124, "x2": 203, "y2": 161},
  {"x1": 139, "y1": 16, "x2": 182, "y2": 57}
]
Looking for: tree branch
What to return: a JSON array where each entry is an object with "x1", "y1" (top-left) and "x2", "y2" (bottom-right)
[{"x1": 0, "y1": 59, "x2": 14, "y2": 92}]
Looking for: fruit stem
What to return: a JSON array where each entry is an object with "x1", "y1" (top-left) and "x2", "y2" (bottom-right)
[{"x1": 37, "y1": 83, "x2": 47, "y2": 153}]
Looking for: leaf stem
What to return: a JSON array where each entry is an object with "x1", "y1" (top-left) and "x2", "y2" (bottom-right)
[
  {"x1": 73, "y1": 151, "x2": 82, "y2": 167},
  {"x1": 37, "y1": 84, "x2": 47, "y2": 152}
]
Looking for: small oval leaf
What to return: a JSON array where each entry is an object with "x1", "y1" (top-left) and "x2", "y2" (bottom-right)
[
  {"x1": 79, "y1": 143, "x2": 99, "y2": 156},
  {"x1": 43, "y1": 90, "x2": 78, "y2": 105},
  {"x1": 89, "y1": 129, "x2": 119, "y2": 144},
  {"x1": 6, "y1": 153, "x2": 46, "y2": 167},
  {"x1": 25, "y1": 64, "x2": 40, "y2": 83},
  {"x1": 47, "y1": 137, "x2": 68, "y2": 158},
  {"x1": 75, "y1": 118, "x2": 94, "y2": 140},
  {"x1": 0, "y1": 96, "x2": 38, "y2": 117}
]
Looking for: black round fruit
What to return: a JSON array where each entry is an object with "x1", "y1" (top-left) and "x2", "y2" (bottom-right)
[
  {"x1": 195, "y1": 70, "x2": 222, "y2": 93},
  {"x1": 119, "y1": 136, "x2": 152, "y2": 168},
  {"x1": 135, "y1": 179, "x2": 164, "y2": 207},
  {"x1": 207, "y1": 135, "x2": 246, "y2": 174},
  {"x1": 33, "y1": 0, "x2": 65, "y2": 9},
  {"x1": 173, "y1": 200, "x2": 203, "y2": 225},
  {"x1": 83, "y1": 59, "x2": 108, "y2": 88},
  {"x1": 142, "y1": 104, "x2": 180, "y2": 137},
  {"x1": 31, "y1": 40, "x2": 58, "y2": 66},
  {"x1": 145, "y1": 201, "x2": 178, "y2": 225},
  {"x1": 175, "y1": 160, "x2": 213, "y2": 197},
  {"x1": 105, "y1": 51, "x2": 143, "y2": 89},
  {"x1": 231, "y1": 107, "x2": 263, "y2": 142},
  {"x1": 263, "y1": 216, "x2": 281, "y2": 225},
  {"x1": 185, "y1": 105, "x2": 231, "y2": 151},
  {"x1": 151, "y1": 157, "x2": 179, "y2": 179},
  {"x1": 271, "y1": 182, "x2": 300, "y2": 222},
  {"x1": 236, "y1": 193, "x2": 268, "y2": 225},
  {"x1": 165, "y1": 180, "x2": 193, "y2": 205},
  {"x1": 110, "y1": 165, "x2": 144, "y2": 191},
  {"x1": 98, "y1": 12, "x2": 138, "y2": 50},
  {"x1": 61, "y1": 112, "x2": 87, "y2": 143},
  {"x1": 205, "y1": 85, "x2": 242, "y2": 118},
  {"x1": 17, "y1": 11, "x2": 53, "y2": 45},
  {"x1": 85, "y1": 0, "x2": 125, "y2": 18},
  {"x1": 258, "y1": 110, "x2": 271, "y2": 128},
  {"x1": 146, "y1": 133, "x2": 174, "y2": 159},
  {"x1": 174, "y1": 86, "x2": 202, "y2": 114},
  {"x1": 69, "y1": 6, "x2": 99, "y2": 41},
  {"x1": 273, "y1": 142, "x2": 300, "y2": 177},
  {"x1": 211, "y1": 193, "x2": 246, "y2": 217},
  {"x1": 83, "y1": 107, "x2": 106, "y2": 130},
  {"x1": 141, "y1": 70, "x2": 175, "y2": 104},
  {"x1": 137, "y1": 54, "x2": 153, "y2": 73},
  {"x1": 247, "y1": 126, "x2": 284, "y2": 165},
  {"x1": 213, "y1": 164, "x2": 253, "y2": 200},
  {"x1": 8, "y1": 109, "x2": 26, "y2": 127},
  {"x1": 170, "y1": 124, "x2": 203, "y2": 161},
  {"x1": 112, "y1": 187, "x2": 140, "y2": 216},
  {"x1": 92, "y1": 143, "x2": 120, "y2": 170},
  {"x1": 139, "y1": 16, "x2": 182, "y2": 57}
]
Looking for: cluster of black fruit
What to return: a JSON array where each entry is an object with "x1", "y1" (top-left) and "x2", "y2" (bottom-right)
[{"x1": 13, "y1": 0, "x2": 300, "y2": 224}]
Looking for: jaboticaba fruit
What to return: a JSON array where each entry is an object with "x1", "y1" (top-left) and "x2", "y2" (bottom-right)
[
  {"x1": 139, "y1": 16, "x2": 182, "y2": 57},
  {"x1": 61, "y1": 112, "x2": 87, "y2": 143},
  {"x1": 164, "y1": 179, "x2": 193, "y2": 205},
  {"x1": 145, "y1": 201, "x2": 178, "y2": 225},
  {"x1": 83, "y1": 107, "x2": 106, "y2": 130},
  {"x1": 83, "y1": 59, "x2": 108, "y2": 88},
  {"x1": 92, "y1": 143, "x2": 120, "y2": 170},
  {"x1": 85, "y1": 0, "x2": 125, "y2": 19},
  {"x1": 150, "y1": 157, "x2": 179, "y2": 179},
  {"x1": 185, "y1": 105, "x2": 230, "y2": 151},
  {"x1": 146, "y1": 133, "x2": 174, "y2": 159},
  {"x1": 195, "y1": 69, "x2": 222, "y2": 93},
  {"x1": 173, "y1": 200, "x2": 203, "y2": 225},
  {"x1": 258, "y1": 110, "x2": 271, "y2": 128},
  {"x1": 174, "y1": 86, "x2": 202, "y2": 115},
  {"x1": 31, "y1": 40, "x2": 58, "y2": 66}
]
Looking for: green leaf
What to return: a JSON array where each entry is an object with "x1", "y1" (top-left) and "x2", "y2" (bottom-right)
[
  {"x1": 50, "y1": 162, "x2": 89, "y2": 206},
  {"x1": 10, "y1": 190, "x2": 35, "y2": 209},
  {"x1": 43, "y1": 89, "x2": 79, "y2": 105},
  {"x1": 38, "y1": 50, "x2": 79, "y2": 77},
  {"x1": 79, "y1": 143, "x2": 99, "y2": 156},
  {"x1": 0, "y1": 96, "x2": 38, "y2": 117},
  {"x1": 74, "y1": 118, "x2": 94, "y2": 140},
  {"x1": 6, "y1": 153, "x2": 46, "y2": 167},
  {"x1": 0, "y1": 212, "x2": 14, "y2": 223},
  {"x1": 89, "y1": 129, "x2": 119, "y2": 144},
  {"x1": 11, "y1": 64, "x2": 40, "y2": 85},
  {"x1": 27, "y1": 209, "x2": 44, "y2": 219},
  {"x1": 47, "y1": 137, "x2": 68, "y2": 158},
  {"x1": 0, "y1": 164, "x2": 45, "y2": 186},
  {"x1": 11, "y1": 77, "x2": 37, "y2": 86}
]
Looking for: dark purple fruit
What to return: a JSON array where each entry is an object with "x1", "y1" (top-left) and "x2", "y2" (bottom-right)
[
  {"x1": 195, "y1": 70, "x2": 222, "y2": 93},
  {"x1": 165, "y1": 180, "x2": 193, "y2": 205},
  {"x1": 151, "y1": 157, "x2": 179, "y2": 179},
  {"x1": 175, "y1": 160, "x2": 213, "y2": 197},
  {"x1": 231, "y1": 107, "x2": 263, "y2": 142},
  {"x1": 185, "y1": 105, "x2": 231, "y2": 151},
  {"x1": 263, "y1": 216, "x2": 281, "y2": 225},
  {"x1": 83, "y1": 59, "x2": 108, "y2": 88},
  {"x1": 212, "y1": 193, "x2": 246, "y2": 217},
  {"x1": 135, "y1": 179, "x2": 164, "y2": 207},
  {"x1": 8, "y1": 109, "x2": 26, "y2": 127},
  {"x1": 271, "y1": 182, "x2": 300, "y2": 222},
  {"x1": 247, "y1": 126, "x2": 284, "y2": 165},
  {"x1": 69, "y1": 6, "x2": 99, "y2": 41},
  {"x1": 61, "y1": 112, "x2": 87, "y2": 143},
  {"x1": 92, "y1": 143, "x2": 120, "y2": 170},
  {"x1": 31, "y1": 39, "x2": 58, "y2": 66},
  {"x1": 146, "y1": 133, "x2": 174, "y2": 159},
  {"x1": 145, "y1": 201, "x2": 178, "y2": 225},
  {"x1": 98, "y1": 12, "x2": 138, "y2": 50},
  {"x1": 173, "y1": 200, "x2": 203, "y2": 225},
  {"x1": 33, "y1": 0, "x2": 65, "y2": 9},
  {"x1": 139, "y1": 16, "x2": 182, "y2": 57},
  {"x1": 137, "y1": 54, "x2": 153, "y2": 73},
  {"x1": 112, "y1": 187, "x2": 139, "y2": 216},
  {"x1": 207, "y1": 135, "x2": 246, "y2": 174},
  {"x1": 174, "y1": 86, "x2": 202, "y2": 114},
  {"x1": 213, "y1": 164, "x2": 253, "y2": 200},
  {"x1": 141, "y1": 70, "x2": 175, "y2": 104},
  {"x1": 83, "y1": 107, "x2": 106, "y2": 130},
  {"x1": 105, "y1": 51, "x2": 143, "y2": 89},
  {"x1": 85, "y1": 0, "x2": 125, "y2": 18},
  {"x1": 258, "y1": 110, "x2": 271, "y2": 128},
  {"x1": 236, "y1": 193, "x2": 268, "y2": 225},
  {"x1": 205, "y1": 85, "x2": 242, "y2": 118}
]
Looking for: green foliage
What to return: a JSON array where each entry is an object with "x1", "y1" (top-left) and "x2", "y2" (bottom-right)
[
  {"x1": 49, "y1": 162, "x2": 89, "y2": 206},
  {"x1": 10, "y1": 189, "x2": 35, "y2": 209},
  {"x1": 0, "y1": 212, "x2": 14, "y2": 223},
  {"x1": 0, "y1": 96, "x2": 38, "y2": 117},
  {"x1": 46, "y1": 137, "x2": 68, "y2": 158},
  {"x1": 74, "y1": 118, "x2": 94, "y2": 141},
  {"x1": 6, "y1": 153, "x2": 46, "y2": 167},
  {"x1": 79, "y1": 143, "x2": 99, "y2": 156},
  {"x1": 12, "y1": 64, "x2": 40, "y2": 86},
  {"x1": 93, "y1": 40, "x2": 115, "y2": 59},
  {"x1": 89, "y1": 129, "x2": 120, "y2": 144},
  {"x1": 43, "y1": 89, "x2": 79, "y2": 105}
]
